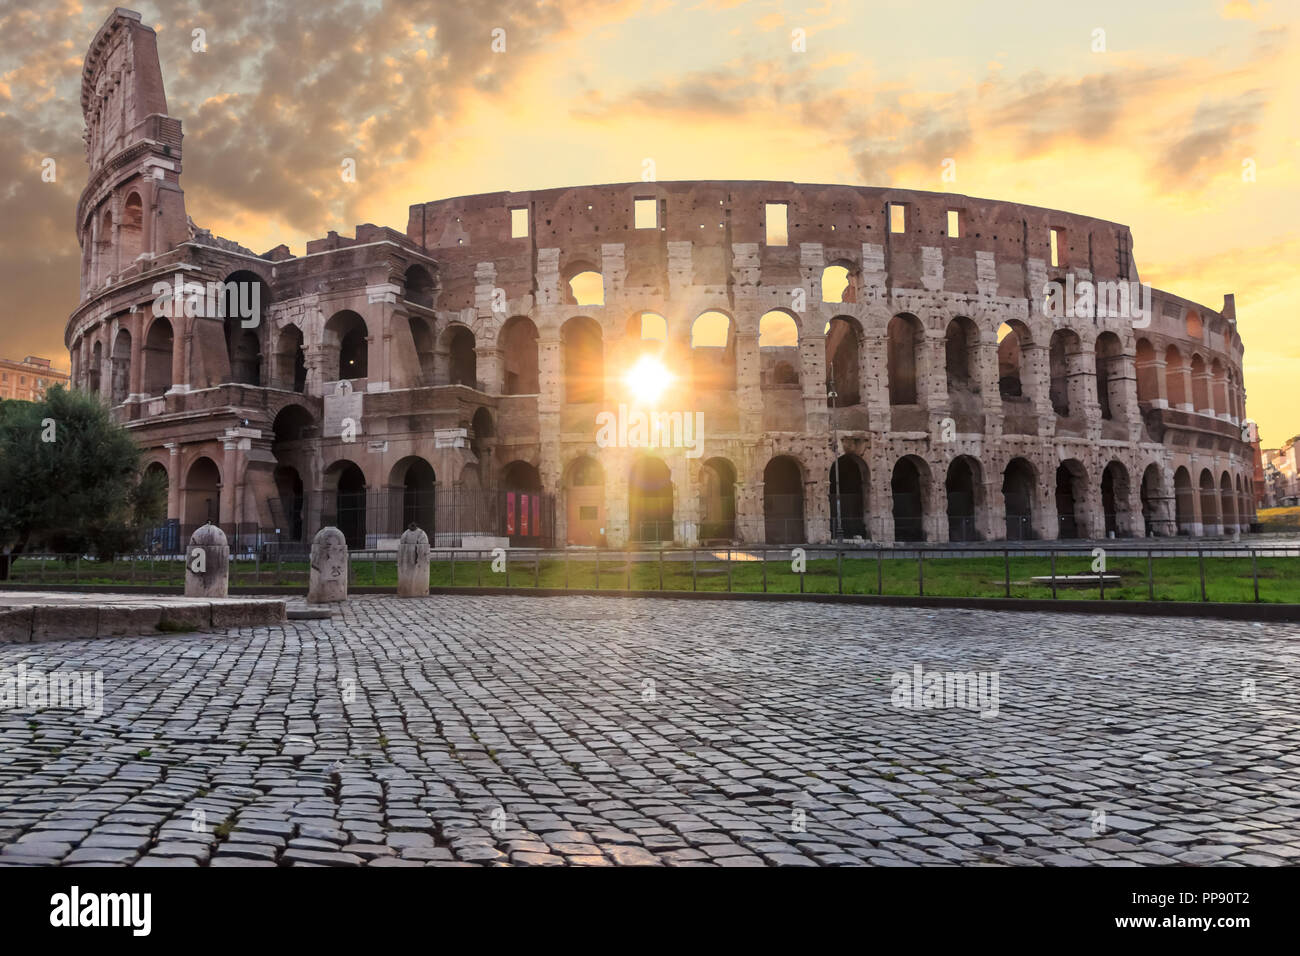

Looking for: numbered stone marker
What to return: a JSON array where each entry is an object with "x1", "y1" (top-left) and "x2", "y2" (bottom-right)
[
  {"x1": 397, "y1": 524, "x2": 430, "y2": 597},
  {"x1": 309, "y1": 526, "x2": 349, "y2": 604},
  {"x1": 185, "y1": 523, "x2": 229, "y2": 598}
]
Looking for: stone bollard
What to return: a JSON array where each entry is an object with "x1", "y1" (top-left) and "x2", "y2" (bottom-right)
[
  {"x1": 185, "y1": 523, "x2": 230, "y2": 598},
  {"x1": 309, "y1": 526, "x2": 349, "y2": 603},
  {"x1": 397, "y1": 524, "x2": 430, "y2": 597}
]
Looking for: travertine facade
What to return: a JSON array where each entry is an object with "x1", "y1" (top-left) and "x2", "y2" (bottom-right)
[{"x1": 67, "y1": 9, "x2": 1256, "y2": 551}]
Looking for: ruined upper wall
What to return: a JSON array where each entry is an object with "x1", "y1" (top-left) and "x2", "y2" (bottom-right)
[
  {"x1": 406, "y1": 180, "x2": 1139, "y2": 305},
  {"x1": 81, "y1": 8, "x2": 168, "y2": 171}
]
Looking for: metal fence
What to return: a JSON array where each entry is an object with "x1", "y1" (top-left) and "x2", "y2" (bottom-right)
[{"x1": 3, "y1": 543, "x2": 1297, "y2": 604}]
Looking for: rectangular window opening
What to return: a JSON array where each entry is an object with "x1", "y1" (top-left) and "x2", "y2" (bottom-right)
[
  {"x1": 947, "y1": 209, "x2": 960, "y2": 238},
  {"x1": 889, "y1": 203, "x2": 906, "y2": 234},
  {"x1": 634, "y1": 198, "x2": 657, "y2": 230},
  {"x1": 765, "y1": 202, "x2": 788, "y2": 246},
  {"x1": 1050, "y1": 227, "x2": 1062, "y2": 268},
  {"x1": 510, "y1": 207, "x2": 529, "y2": 239}
]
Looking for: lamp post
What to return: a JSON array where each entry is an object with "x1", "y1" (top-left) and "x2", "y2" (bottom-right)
[{"x1": 828, "y1": 373, "x2": 841, "y2": 541}]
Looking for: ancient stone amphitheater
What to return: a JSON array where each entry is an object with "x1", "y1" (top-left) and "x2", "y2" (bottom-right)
[{"x1": 67, "y1": 9, "x2": 1255, "y2": 553}]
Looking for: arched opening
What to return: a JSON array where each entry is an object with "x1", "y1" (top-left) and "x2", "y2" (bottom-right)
[
  {"x1": 470, "y1": 407, "x2": 495, "y2": 466},
  {"x1": 1174, "y1": 467, "x2": 1195, "y2": 535},
  {"x1": 691, "y1": 310, "x2": 736, "y2": 391},
  {"x1": 272, "y1": 404, "x2": 315, "y2": 446},
  {"x1": 829, "y1": 454, "x2": 869, "y2": 540},
  {"x1": 760, "y1": 310, "x2": 800, "y2": 387},
  {"x1": 328, "y1": 461, "x2": 367, "y2": 550},
  {"x1": 275, "y1": 325, "x2": 307, "y2": 393},
  {"x1": 325, "y1": 310, "x2": 369, "y2": 381},
  {"x1": 566, "y1": 270, "x2": 604, "y2": 306},
  {"x1": 1211, "y1": 360, "x2": 1228, "y2": 417},
  {"x1": 1095, "y1": 332, "x2": 1123, "y2": 420},
  {"x1": 89, "y1": 341, "x2": 103, "y2": 395},
  {"x1": 443, "y1": 325, "x2": 477, "y2": 387},
  {"x1": 1165, "y1": 346, "x2": 1187, "y2": 407},
  {"x1": 391, "y1": 458, "x2": 436, "y2": 537},
  {"x1": 500, "y1": 316, "x2": 540, "y2": 394},
  {"x1": 141, "y1": 461, "x2": 172, "y2": 550},
  {"x1": 1101, "y1": 460, "x2": 1131, "y2": 537},
  {"x1": 110, "y1": 328, "x2": 131, "y2": 404},
  {"x1": 562, "y1": 316, "x2": 603, "y2": 404},
  {"x1": 143, "y1": 318, "x2": 173, "y2": 396},
  {"x1": 1002, "y1": 457, "x2": 1036, "y2": 540},
  {"x1": 993, "y1": 321, "x2": 1024, "y2": 395},
  {"x1": 222, "y1": 271, "x2": 268, "y2": 387},
  {"x1": 763, "y1": 456, "x2": 805, "y2": 544},
  {"x1": 887, "y1": 313, "x2": 923, "y2": 405},
  {"x1": 1198, "y1": 469, "x2": 1219, "y2": 535},
  {"x1": 1219, "y1": 472, "x2": 1237, "y2": 534},
  {"x1": 629, "y1": 457, "x2": 674, "y2": 543},
  {"x1": 565, "y1": 456, "x2": 605, "y2": 546},
  {"x1": 698, "y1": 457, "x2": 737, "y2": 543},
  {"x1": 120, "y1": 193, "x2": 143, "y2": 265},
  {"x1": 408, "y1": 316, "x2": 436, "y2": 385},
  {"x1": 272, "y1": 465, "x2": 306, "y2": 545},
  {"x1": 183, "y1": 456, "x2": 221, "y2": 531},
  {"x1": 946, "y1": 456, "x2": 981, "y2": 542},
  {"x1": 1055, "y1": 459, "x2": 1089, "y2": 539},
  {"x1": 1135, "y1": 339, "x2": 1157, "y2": 403},
  {"x1": 1049, "y1": 329, "x2": 1081, "y2": 416},
  {"x1": 502, "y1": 460, "x2": 543, "y2": 544},
  {"x1": 96, "y1": 209, "x2": 113, "y2": 286},
  {"x1": 944, "y1": 317, "x2": 978, "y2": 392},
  {"x1": 404, "y1": 264, "x2": 434, "y2": 308},
  {"x1": 1191, "y1": 354, "x2": 1210, "y2": 413},
  {"x1": 891, "y1": 457, "x2": 927, "y2": 542},
  {"x1": 826, "y1": 317, "x2": 861, "y2": 406},
  {"x1": 821, "y1": 263, "x2": 854, "y2": 304}
]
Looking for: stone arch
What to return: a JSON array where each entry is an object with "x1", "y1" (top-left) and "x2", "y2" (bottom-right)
[
  {"x1": 1165, "y1": 345, "x2": 1187, "y2": 407},
  {"x1": 945, "y1": 455, "x2": 983, "y2": 542},
  {"x1": 404, "y1": 264, "x2": 435, "y2": 308},
  {"x1": 110, "y1": 327, "x2": 131, "y2": 404},
  {"x1": 325, "y1": 459, "x2": 368, "y2": 549},
  {"x1": 629, "y1": 456, "x2": 674, "y2": 543},
  {"x1": 826, "y1": 316, "x2": 862, "y2": 406},
  {"x1": 1101, "y1": 460, "x2": 1132, "y2": 537},
  {"x1": 500, "y1": 315, "x2": 540, "y2": 395},
  {"x1": 325, "y1": 310, "x2": 369, "y2": 381},
  {"x1": 1211, "y1": 359, "x2": 1228, "y2": 417},
  {"x1": 562, "y1": 316, "x2": 603, "y2": 404},
  {"x1": 763, "y1": 455, "x2": 805, "y2": 544},
  {"x1": 1135, "y1": 338, "x2": 1157, "y2": 402},
  {"x1": 944, "y1": 316, "x2": 979, "y2": 392},
  {"x1": 439, "y1": 323, "x2": 477, "y2": 388},
  {"x1": 143, "y1": 317, "x2": 173, "y2": 396},
  {"x1": 1174, "y1": 466, "x2": 1195, "y2": 535},
  {"x1": 1049, "y1": 328, "x2": 1082, "y2": 416},
  {"x1": 829, "y1": 453, "x2": 869, "y2": 540},
  {"x1": 390, "y1": 456, "x2": 437, "y2": 537},
  {"x1": 1095, "y1": 331, "x2": 1124, "y2": 420},
  {"x1": 183, "y1": 456, "x2": 222, "y2": 531},
  {"x1": 1140, "y1": 463, "x2": 1170, "y2": 537},
  {"x1": 887, "y1": 313, "x2": 924, "y2": 405},
  {"x1": 565, "y1": 455, "x2": 606, "y2": 547},
  {"x1": 1191, "y1": 354, "x2": 1210, "y2": 413},
  {"x1": 691, "y1": 310, "x2": 736, "y2": 391},
  {"x1": 120, "y1": 192, "x2": 143, "y2": 265},
  {"x1": 1198, "y1": 468, "x2": 1219, "y2": 535},
  {"x1": 564, "y1": 262, "x2": 604, "y2": 306},
  {"x1": 1002, "y1": 457, "x2": 1036, "y2": 540},
  {"x1": 222, "y1": 271, "x2": 269, "y2": 386},
  {"x1": 821, "y1": 261, "x2": 856, "y2": 304},
  {"x1": 89, "y1": 340, "x2": 103, "y2": 395},
  {"x1": 407, "y1": 314, "x2": 436, "y2": 385},
  {"x1": 891, "y1": 456, "x2": 930, "y2": 543},
  {"x1": 1054, "y1": 458, "x2": 1090, "y2": 539},
  {"x1": 997, "y1": 320, "x2": 1032, "y2": 400},
  {"x1": 698, "y1": 457, "x2": 737, "y2": 543},
  {"x1": 1219, "y1": 471, "x2": 1237, "y2": 534},
  {"x1": 274, "y1": 324, "x2": 307, "y2": 393}
]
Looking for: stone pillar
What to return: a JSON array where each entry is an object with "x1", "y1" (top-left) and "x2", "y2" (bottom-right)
[
  {"x1": 397, "y1": 524, "x2": 430, "y2": 597},
  {"x1": 129, "y1": 314, "x2": 145, "y2": 400},
  {"x1": 165, "y1": 443, "x2": 181, "y2": 520},
  {"x1": 185, "y1": 523, "x2": 229, "y2": 598},
  {"x1": 309, "y1": 526, "x2": 349, "y2": 603}
]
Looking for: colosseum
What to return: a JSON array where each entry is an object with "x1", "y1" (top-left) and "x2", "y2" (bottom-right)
[{"x1": 67, "y1": 9, "x2": 1257, "y2": 554}]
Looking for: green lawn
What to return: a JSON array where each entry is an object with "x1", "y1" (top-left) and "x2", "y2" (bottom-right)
[{"x1": 7, "y1": 551, "x2": 1299, "y2": 604}]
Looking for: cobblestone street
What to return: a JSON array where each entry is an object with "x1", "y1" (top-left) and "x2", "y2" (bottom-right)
[{"x1": 1, "y1": 595, "x2": 1298, "y2": 867}]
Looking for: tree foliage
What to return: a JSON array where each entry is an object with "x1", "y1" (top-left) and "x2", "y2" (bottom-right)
[{"x1": 0, "y1": 386, "x2": 166, "y2": 576}]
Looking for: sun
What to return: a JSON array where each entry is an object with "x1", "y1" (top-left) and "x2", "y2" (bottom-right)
[{"x1": 624, "y1": 354, "x2": 673, "y2": 406}]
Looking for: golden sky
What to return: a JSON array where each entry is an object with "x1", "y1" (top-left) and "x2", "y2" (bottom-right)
[{"x1": 2, "y1": 0, "x2": 1297, "y2": 445}]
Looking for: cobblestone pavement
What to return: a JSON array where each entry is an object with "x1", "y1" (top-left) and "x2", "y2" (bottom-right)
[{"x1": 1, "y1": 595, "x2": 1298, "y2": 867}]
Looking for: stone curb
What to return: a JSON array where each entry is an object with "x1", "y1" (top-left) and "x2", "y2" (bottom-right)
[{"x1": 0, "y1": 599, "x2": 287, "y2": 643}]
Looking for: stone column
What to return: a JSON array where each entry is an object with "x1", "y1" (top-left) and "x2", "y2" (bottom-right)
[{"x1": 185, "y1": 523, "x2": 229, "y2": 598}]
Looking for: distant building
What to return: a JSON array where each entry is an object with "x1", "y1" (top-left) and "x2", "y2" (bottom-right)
[
  {"x1": 0, "y1": 356, "x2": 70, "y2": 402},
  {"x1": 1262, "y1": 439, "x2": 1300, "y2": 507}
]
